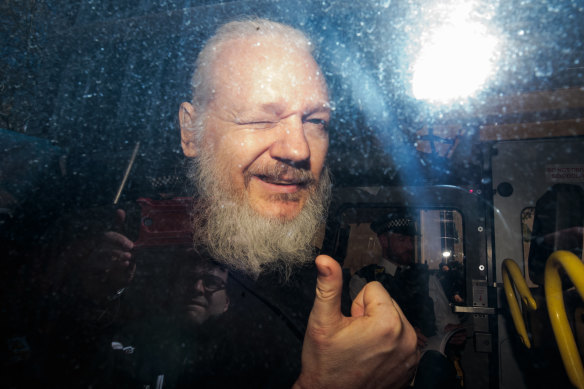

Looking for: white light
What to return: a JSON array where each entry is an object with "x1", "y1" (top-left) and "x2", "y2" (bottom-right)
[
  {"x1": 411, "y1": 2, "x2": 499, "y2": 103},
  {"x1": 442, "y1": 251, "x2": 452, "y2": 258}
]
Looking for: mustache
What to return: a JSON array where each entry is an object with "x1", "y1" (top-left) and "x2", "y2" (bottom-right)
[{"x1": 244, "y1": 163, "x2": 316, "y2": 188}]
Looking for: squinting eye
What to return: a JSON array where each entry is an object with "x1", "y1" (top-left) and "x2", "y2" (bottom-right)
[
  {"x1": 240, "y1": 121, "x2": 277, "y2": 130},
  {"x1": 306, "y1": 118, "x2": 327, "y2": 126},
  {"x1": 304, "y1": 118, "x2": 329, "y2": 133}
]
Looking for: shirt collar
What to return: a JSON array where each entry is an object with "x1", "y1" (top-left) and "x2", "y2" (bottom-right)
[{"x1": 380, "y1": 257, "x2": 399, "y2": 276}]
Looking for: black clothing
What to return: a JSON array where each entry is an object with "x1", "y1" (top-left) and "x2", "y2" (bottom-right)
[
  {"x1": 354, "y1": 263, "x2": 437, "y2": 337},
  {"x1": 35, "y1": 258, "x2": 318, "y2": 389},
  {"x1": 414, "y1": 350, "x2": 461, "y2": 389},
  {"x1": 437, "y1": 268, "x2": 465, "y2": 304},
  {"x1": 14, "y1": 205, "x2": 320, "y2": 388}
]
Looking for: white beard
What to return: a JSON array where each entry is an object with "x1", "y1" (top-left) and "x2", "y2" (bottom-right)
[{"x1": 187, "y1": 144, "x2": 331, "y2": 279}]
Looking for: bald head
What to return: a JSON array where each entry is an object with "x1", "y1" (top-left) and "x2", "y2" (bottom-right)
[{"x1": 191, "y1": 18, "x2": 315, "y2": 118}]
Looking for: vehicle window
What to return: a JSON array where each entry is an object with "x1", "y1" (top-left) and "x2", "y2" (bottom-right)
[
  {"x1": 520, "y1": 207, "x2": 538, "y2": 287},
  {"x1": 2, "y1": 1, "x2": 583, "y2": 388},
  {"x1": 336, "y1": 206, "x2": 464, "y2": 290}
]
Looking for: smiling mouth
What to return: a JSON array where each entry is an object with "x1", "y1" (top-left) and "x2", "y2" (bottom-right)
[
  {"x1": 257, "y1": 175, "x2": 307, "y2": 187},
  {"x1": 244, "y1": 164, "x2": 316, "y2": 190}
]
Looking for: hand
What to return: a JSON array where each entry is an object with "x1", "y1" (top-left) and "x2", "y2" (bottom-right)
[
  {"x1": 444, "y1": 323, "x2": 466, "y2": 346},
  {"x1": 294, "y1": 255, "x2": 419, "y2": 389},
  {"x1": 80, "y1": 209, "x2": 136, "y2": 301}
]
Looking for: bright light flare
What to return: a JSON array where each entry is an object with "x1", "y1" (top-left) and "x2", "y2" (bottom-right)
[
  {"x1": 412, "y1": 3, "x2": 499, "y2": 104},
  {"x1": 442, "y1": 251, "x2": 452, "y2": 258}
]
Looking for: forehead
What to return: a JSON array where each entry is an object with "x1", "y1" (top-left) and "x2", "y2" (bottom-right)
[
  {"x1": 180, "y1": 260, "x2": 228, "y2": 280},
  {"x1": 209, "y1": 36, "x2": 329, "y2": 113},
  {"x1": 195, "y1": 264, "x2": 228, "y2": 281}
]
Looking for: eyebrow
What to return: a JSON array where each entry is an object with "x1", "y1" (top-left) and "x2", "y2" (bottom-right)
[
  {"x1": 303, "y1": 103, "x2": 331, "y2": 117},
  {"x1": 232, "y1": 102, "x2": 284, "y2": 123},
  {"x1": 235, "y1": 101, "x2": 331, "y2": 123},
  {"x1": 262, "y1": 101, "x2": 331, "y2": 116},
  {"x1": 260, "y1": 102, "x2": 286, "y2": 116}
]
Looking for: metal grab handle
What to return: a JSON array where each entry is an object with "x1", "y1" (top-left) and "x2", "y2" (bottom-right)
[
  {"x1": 502, "y1": 259, "x2": 537, "y2": 348},
  {"x1": 544, "y1": 250, "x2": 584, "y2": 389}
]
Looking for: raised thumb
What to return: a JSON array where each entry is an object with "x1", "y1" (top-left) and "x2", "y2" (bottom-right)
[{"x1": 309, "y1": 255, "x2": 344, "y2": 328}]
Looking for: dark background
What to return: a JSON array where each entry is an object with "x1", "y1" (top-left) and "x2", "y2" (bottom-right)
[{"x1": 3, "y1": 0, "x2": 583, "y2": 203}]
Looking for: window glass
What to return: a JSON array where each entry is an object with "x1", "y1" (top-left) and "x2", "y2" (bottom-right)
[
  {"x1": 338, "y1": 207, "x2": 464, "y2": 290},
  {"x1": 520, "y1": 207, "x2": 538, "y2": 288},
  {"x1": 2, "y1": 1, "x2": 583, "y2": 388}
]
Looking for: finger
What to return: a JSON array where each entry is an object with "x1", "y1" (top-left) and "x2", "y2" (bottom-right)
[
  {"x1": 385, "y1": 291, "x2": 410, "y2": 324},
  {"x1": 116, "y1": 209, "x2": 126, "y2": 223},
  {"x1": 110, "y1": 249, "x2": 133, "y2": 264},
  {"x1": 309, "y1": 255, "x2": 344, "y2": 328},
  {"x1": 351, "y1": 281, "x2": 393, "y2": 318},
  {"x1": 87, "y1": 249, "x2": 132, "y2": 272},
  {"x1": 103, "y1": 231, "x2": 134, "y2": 250},
  {"x1": 114, "y1": 209, "x2": 127, "y2": 230}
]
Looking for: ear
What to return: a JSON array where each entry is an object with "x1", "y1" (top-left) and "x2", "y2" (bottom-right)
[{"x1": 179, "y1": 102, "x2": 199, "y2": 157}]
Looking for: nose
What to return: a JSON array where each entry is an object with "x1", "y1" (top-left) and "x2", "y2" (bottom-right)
[
  {"x1": 194, "y1": 279, "x2": 206, "y2": 294},
  {"x1": 269, "y1": 116, "x2": 310, "y2": 167}
]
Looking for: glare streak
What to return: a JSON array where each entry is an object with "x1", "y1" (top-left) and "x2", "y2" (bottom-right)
[{"x1": 412, "y1": 1, "x2": 499, "y2": 104}]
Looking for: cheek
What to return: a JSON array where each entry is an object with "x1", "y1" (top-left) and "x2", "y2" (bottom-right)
[
  {"x1": 309, "y1": 136, "x2": 329, "y2": 174},
  {"x1": 227, "y1": 132, "x2": 266, "y2": 161},
  {"x1": 212, "y1": 136, "x2": 250, "y2": 179},
  {"x1": 209, "y1": 294, "x2": 228, "y2": 313}
]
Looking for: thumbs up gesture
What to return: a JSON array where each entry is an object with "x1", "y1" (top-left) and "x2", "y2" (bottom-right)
[{"x1": 294, "y1": 255, "x2": 419, "y2": 389}]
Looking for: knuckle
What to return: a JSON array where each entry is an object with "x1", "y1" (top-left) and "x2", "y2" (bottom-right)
[
  {"x1": 366, "y1": 280, "x2": 385, "y2": 293},
  {"x1": 306, "y1": 325, "x2": 333, "y2": 350},
  {"x1": 315, "y1": 285, "x2": 337, "y2": 301},
  {"x1": 379, "y1": 314, "x2": 401, "y2": 338},
  {"x1": 376, "y1": 304, "x2": 402, "y2": 336}
]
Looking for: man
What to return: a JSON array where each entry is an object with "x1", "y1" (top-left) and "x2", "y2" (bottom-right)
[
  {"x1": 105, "y1": 253, "x2": 232, "y2": 388},
  {"x1": 179, "y1": 17, "x2": 331, "y2": 279},
  {"x1": 41, "y1": 18, "x2": 418, "y2": 388},
  {"x1": 169, "y1": 252, "x2": 230, "y2": 326},
  {"x1": 177, "y1": 18, "x2": 418, "y2": 388},
  {"x1": 350, "y1": 214, "x2": 439, "y2": 344},
  {"x1": 350, "y1": 213, "x2": 464, "y2": 388}
]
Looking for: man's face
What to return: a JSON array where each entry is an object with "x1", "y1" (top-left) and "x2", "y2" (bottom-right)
[
  {"x1": 380, "y1": 232, "x2": 415, "y2": 266},
  {"x1": 182, "y1": 37, "x2": 330, "y2": 221},
  {"x1": 174, "y1": 261, "x2": 229, "y2": 326}
]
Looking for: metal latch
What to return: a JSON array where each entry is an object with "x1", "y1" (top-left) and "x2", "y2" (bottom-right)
[{"x1": 453, "y1": 306, "x2": 496, "y2": 315}]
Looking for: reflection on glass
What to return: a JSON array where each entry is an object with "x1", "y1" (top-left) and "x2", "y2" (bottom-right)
[
  {"x1": 521, "y1": 207, "x2": 538, "y2": 288},
  {"x1": 420, "y1": 209, "x2": 464, "y2": 271},
  {"x1": 340, "y1": 207, "x2": 464, "y2": 291},
  {"x1": 342, "y1": 206, "x2": 467, "y2": 382},
  {"x1": 411, "y1": 1, "x2": 499, "y2": 103}
]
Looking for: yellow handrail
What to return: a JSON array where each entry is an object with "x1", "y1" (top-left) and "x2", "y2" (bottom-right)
[
  {"x1": 544, "y1": 250, "x2": 584, "y2": 389},
  {"x1": 502, "y1": 259, "x2": 537, "y2": 348}
]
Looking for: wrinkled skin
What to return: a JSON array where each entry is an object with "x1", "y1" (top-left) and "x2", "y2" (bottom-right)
[{"x1": 295, "y1": 255, "x2": 419, "y2": 389}]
